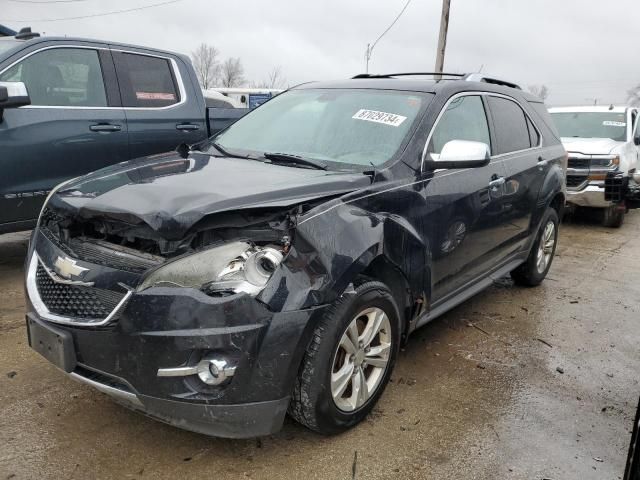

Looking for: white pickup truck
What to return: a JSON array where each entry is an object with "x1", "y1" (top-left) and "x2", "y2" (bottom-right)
[{"x1": 549, "y1": 106, "x2": 640, "y2": 227}]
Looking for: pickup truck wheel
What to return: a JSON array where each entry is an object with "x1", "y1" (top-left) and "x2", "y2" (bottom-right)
[
  {"x1": 602, "y1": 205, "x2": 625, "y2": 228},
  {"x1": 510, "y1": 208, "x2": 559, "y2": 287},
  {"x1": 289, "y1": 281, "x2": 400, "y2": 435}
]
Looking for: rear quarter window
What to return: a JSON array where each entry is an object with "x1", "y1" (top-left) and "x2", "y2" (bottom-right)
[
  {"x1": 113, "y1": 52, "x2": 179, "y2": 108},
  {"x1": 529, "y1": 101, "x2": 561, "y2": 140}
]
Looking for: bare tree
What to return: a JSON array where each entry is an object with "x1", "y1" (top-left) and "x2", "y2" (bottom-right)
[
  {"x1": 528, "y1": 84, "x2": 549, "y2": 101},
  {"x1": 250, "y1": 67, "x2": 287, "y2": 89},
  {"x1": 264, "y1": 66, "x2": 287, "y2": 89},
  {"x1": 191, "y1": 43, "x2": 220, "y2": 89},
  {"x1": 628, "y1": 84, "x2": 640, "y2": 107},
  {"x1": 220, "y1": 57, "x2": 245, "y2": 88}
]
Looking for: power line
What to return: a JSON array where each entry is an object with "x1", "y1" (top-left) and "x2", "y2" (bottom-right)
[
  {"x1": 8, "y1": 0, "x2": 94, "y2": 3},
  {"x1": 3, "y1": 0, "x2": 187, "y2": 22},
  {"x1": 365, "y1": 0, "x2": 413, "y2": 73}
]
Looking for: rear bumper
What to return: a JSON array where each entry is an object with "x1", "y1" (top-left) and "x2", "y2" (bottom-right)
[{"x1": 567, "y1": 184, "x2": 611, "y2": 208}]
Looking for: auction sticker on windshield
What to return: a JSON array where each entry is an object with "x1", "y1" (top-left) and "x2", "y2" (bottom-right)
[{"x1": 352, "y1": 109, "x2": 407, "y2": 127}]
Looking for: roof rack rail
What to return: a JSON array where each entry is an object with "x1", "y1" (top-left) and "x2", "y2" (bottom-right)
[
  {"x1": 352, "y1": 72, "x2": 464, "y2": 79},
  {"x1": 462, "y1": 73, "x2": 521, "y2": 90},
  {"x1": 14, "y1": 27, "x2": 40, "y2": 40}
]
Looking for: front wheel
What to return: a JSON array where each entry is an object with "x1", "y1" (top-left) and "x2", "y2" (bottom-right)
[
  {"x1": 289, "y1": 281, "x2": 400, "y2": 435},
  {"x1": 511, "y1": 208, "x2": 559, "y2": 287},
  {"x1": 602, "y1": 204, "x2": 625, "y2": 228}
]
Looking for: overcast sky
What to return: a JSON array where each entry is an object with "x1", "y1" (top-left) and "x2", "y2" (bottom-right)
[{"x1": 2, "y1": 0, "x2": 638, "y2": 106}]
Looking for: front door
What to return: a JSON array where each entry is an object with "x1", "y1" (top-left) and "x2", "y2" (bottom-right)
[
  {"x1": 420, "y1": 94, "x2": 510, "y2": 302},
  {"x1": 0, "y1": 45, "x2": 128, "y2": 228}
]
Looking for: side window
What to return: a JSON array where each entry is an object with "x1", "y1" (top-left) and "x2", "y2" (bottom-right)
[
  {"x1": 526, "y1": 116, "x2": 540, "y2": 147},
  {"x1": 0, "y1": 48, "x2": 107, "y2": 107},
  {"x1": 487, "y1": 96, "x2": 531, "y2": 154},
  {"x1": 114, "y1": 52, "x2": 179, "y2": 108},
  {"x1": 428, "y1": 95, "x2": 491, "y2": 157}
]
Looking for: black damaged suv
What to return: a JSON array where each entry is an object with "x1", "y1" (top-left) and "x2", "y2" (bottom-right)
[{"x1": 25, "y1": 73, "x2": 566, "y2": 437}]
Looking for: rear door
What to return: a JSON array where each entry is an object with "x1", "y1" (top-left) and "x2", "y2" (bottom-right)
[
  {"x1": 0, "y1": 44, "x2": 127, "y2": 228},
  {"x1": 485, "y1": 94, "x2": 546, "y2": 253},
  {"x1": 111, "y1": 49, "x2": 206, "y2": 158}
]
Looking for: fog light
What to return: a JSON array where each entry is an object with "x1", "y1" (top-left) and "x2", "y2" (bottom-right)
[
  {"x1": 157, "y1": 356, "x2": 237, "y2": 385},
  {"x1": 196, "y1": 358, "x2": 236, "y2": 385}
]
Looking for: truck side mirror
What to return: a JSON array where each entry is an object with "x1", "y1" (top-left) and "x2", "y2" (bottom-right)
[{"x1": 0, "y1": 81, "x2": 31, "y2": 122}]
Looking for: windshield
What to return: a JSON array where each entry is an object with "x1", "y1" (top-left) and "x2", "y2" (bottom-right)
[
  {"x1": 551, "y1": 112, "x2": 628, "y2": 142},
  {"x1": 211, "y1": 89, "x2": 432, "y2": 168}
]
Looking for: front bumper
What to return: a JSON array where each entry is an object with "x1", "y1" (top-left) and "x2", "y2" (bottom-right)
[
  {"x1": 567, "y1": 184, "x2": 612, "y2": 208},
  {"x1": 24, "y1": 233, "x2": 328, "y2": 438}
]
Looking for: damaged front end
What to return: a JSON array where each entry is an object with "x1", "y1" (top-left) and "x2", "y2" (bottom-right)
[{"x1": 24, "y1": 162, "x2": 359, "y2": 437}]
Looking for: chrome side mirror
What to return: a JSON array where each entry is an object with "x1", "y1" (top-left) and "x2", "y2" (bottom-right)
[
  {"x1": 0, "y1": 81, "x2": 30, "y2": 122},
  {"x1": 433, "y1": 140, "x2": 491, "y2": 169}
]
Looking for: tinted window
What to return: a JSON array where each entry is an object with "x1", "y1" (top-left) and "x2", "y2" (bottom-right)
[
  {"x1": 0, "y1": 48, "x2": 107, "y2": 107},
  {"x1": 529, "y1": 102, "x2": 560, "y2": 139},
  {"x1": 487, "y1": 96, "x2": 532, "y2": 154},
  {"x1": 428, "y1": 95, "x2": 491, "y2": 157},
  {"x1": 114, "y1": 53, "x2": 179, "y2": 108},
  {"x1": 526, "y1": 116, "x2": 540, "y2": 147}
]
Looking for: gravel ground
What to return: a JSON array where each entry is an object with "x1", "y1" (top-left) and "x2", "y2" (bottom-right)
[{"x1": 1, "y1": 210, "x2": 639, "y2": 480}]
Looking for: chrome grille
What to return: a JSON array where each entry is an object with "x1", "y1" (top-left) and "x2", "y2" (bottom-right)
[
  {"x1": 35, "y1": 262, "x2": 125, "y2": 320},
  {"x1": 566, "y1": 175, "x2": 588, "y2": 189},
  {"x1": 568, "y1": 157, "x2": 589, "y2": 169}
]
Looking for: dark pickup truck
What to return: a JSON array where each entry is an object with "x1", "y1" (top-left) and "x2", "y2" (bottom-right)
[{"x1": 0, "y1": 32, "x2": 247, "y2": 234}]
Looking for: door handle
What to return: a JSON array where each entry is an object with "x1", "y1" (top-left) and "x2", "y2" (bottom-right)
[
  {"x1": 176, "y1": 123, "x2": 200, "y2": 131},
  {"x1": 90, "y1": 124, "x2": 122, "y2": 132},
  {"x1": 488, "y1": 177, "x2": 506, "y2": 189}
]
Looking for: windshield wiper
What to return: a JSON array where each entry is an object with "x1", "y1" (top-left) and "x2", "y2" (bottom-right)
[
  {"x1": 210, "y1": 142, "x2": 255, "y2": 160},
  {"x1": 263, "y1": 152, "x2": 327, "y2": 170}
]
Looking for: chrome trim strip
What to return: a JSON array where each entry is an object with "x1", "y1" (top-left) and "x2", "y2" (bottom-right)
[
  {"x1": 26, "y1": 254, "x2": 133, "y2": 327},
  {"x1": 0, "y1": 44, "x2": 186, "y2": 111},
  {"x1": 68, "y1": 372, "x2": 143, "y2": 408},
  {"x1": 157, "y1": 366, "x2": 199, "y2": 377},
  {"x1": 421, "y1": 91, "x2": 544, "y2": 172}
]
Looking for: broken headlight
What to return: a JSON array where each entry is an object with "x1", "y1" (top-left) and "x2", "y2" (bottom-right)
[{"x1": 137, "y1": 241, "x2": 284, "y2": 296}]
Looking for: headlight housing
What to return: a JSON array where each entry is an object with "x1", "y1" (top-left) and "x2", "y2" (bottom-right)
[{"x1": 137, "y1": 241, "x2": 284, "y2": 296}]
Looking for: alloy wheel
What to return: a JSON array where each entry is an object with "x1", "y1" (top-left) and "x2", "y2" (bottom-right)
[
  {"x1": 536, "y1": 221, "x2": 556, "y2": 274},
  {"x1": 330, "y1": 307, "x2": 392, "y2": 412}
]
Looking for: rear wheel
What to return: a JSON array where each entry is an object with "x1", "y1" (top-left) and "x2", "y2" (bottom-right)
[
  {"x1": 289, "y1": 281, "x2": 400, "y2": 434},
  {"x1": 511, "y1": 208, "x2": 559, "y2": 287},
  {"x1": 602, "y1": 204, "x2": 625, "y2": 228}
]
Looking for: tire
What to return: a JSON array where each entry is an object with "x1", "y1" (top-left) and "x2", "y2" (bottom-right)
[
  {"x1": 602, "y1": 205, "x2": 625, "y2": 228},
  {"x1": 510, "y1": 208, "x2": 559, "y2": 287},
  {"x1": 289, "y1": 281, "x2": 401, "y2": 435}
]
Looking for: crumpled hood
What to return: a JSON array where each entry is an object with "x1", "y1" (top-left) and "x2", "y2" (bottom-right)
[
  {"x1": 561, "y1": 137, "x2": 624, "y2": 155},
  {"x1": 50, "y1": 151, "x2": 370, "y2": 238}
]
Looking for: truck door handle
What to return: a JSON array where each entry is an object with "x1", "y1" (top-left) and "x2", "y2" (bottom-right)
[
  {"x1": 488, "y1": 177, "x2": 506, "y2": 189},
  {"x1": 176, "y1": 123, "x2": 200, "y2": 131},
  {"x1": 90, "y1": 124, "x2": 122, "y2": 132}
]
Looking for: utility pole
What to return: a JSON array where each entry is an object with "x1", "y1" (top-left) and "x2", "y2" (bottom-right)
[{"x1": 434, "y1": 0, "x2": 451, "y2": 74}]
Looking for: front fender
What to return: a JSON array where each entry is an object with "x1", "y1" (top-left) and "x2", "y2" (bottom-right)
[{"x1": 258, "y1": 201, "x2": 429, "y2": 311}]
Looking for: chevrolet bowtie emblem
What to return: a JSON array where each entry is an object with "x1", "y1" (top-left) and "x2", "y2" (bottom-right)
[{"x1": 53, "y1": 256, "x2": 89, "y2": 280}]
